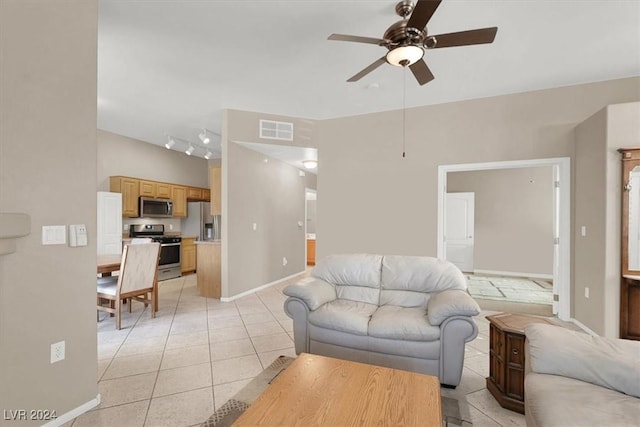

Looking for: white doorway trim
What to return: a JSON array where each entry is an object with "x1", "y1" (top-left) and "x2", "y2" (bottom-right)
[
  {"x1": 437, "y1": 157, "x2": 571, "y2": 321},
  {"x1": 305, "y1": 188, "x2": 317, "y2": 266}
]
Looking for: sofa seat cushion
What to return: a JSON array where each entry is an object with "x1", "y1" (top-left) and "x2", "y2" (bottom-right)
[
  {"x1": 368, "y1": 305, "x2": 440, "y2": 341},
  {"x1": 525, "y1": 372, "x2": 640, "y2": 427},
  {"x1": 308, "y1": 299, "x2": 378, "y2": 336}
]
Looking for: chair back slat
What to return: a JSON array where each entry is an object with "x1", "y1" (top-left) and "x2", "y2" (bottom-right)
[{"x1": 118, "y1": 243, "x2": 160, "y2": 294}]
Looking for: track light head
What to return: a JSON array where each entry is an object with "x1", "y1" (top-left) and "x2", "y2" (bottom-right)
[
  {"x1": 165, "y1": 136, "x2": 176, "y2": 149},
  {"x1": 185, "y1": 145, "x2": 194, "y2": 156},
  {"x1": 199, "y1": 129, "x2": 210, "y2": 144}
]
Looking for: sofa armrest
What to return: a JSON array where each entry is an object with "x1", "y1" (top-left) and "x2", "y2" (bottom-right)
[
  {"x1": 283, "y1": 277, "x2": 337, "y2": 311},
  {"x1": 427, "y1": 289, "x2": 480, "y2": 326}
]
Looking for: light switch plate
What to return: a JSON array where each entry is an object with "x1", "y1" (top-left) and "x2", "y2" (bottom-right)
[{"x1": 42, "y1": 225, "x2": 66, "y2": 245}]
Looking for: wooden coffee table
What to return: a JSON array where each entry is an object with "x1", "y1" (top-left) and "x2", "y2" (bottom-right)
[{"x1": 233, "y1": 353, "x2": 442, "y2": 426}]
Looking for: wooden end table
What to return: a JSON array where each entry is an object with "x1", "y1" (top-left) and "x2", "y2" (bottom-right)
[
  {"x1": 486, "y1": 312, "x2": 556, "y2": 414},
  {"x1": 233, "y1": 353, "x2": 443, "y2": 426}
]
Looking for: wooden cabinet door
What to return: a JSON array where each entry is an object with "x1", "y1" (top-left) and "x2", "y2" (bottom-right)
[
  {"x1": 156, "y1": 183, "x2": 172, "y2": 199},
  {"x1": 201, "y1": 188, "x2": 211, "y2": 202},
  {"x1": 187, "y1": 187, "x2": 202, "y2": 200},
  {"x1": 181, "y1": 238, "x2": 196, "y2": 273},
  {"x1": 210, "y1": 167, "x2": 221, "y2": 215},
  {"x1": 139, "y1": 180, "x2": 157, "y2": 197},
  {"x1": 110, "y1": 176, "x2": 140, "y2": 217},
  {"x1": 171, "y1": 185, "x2": 187, "y2": 217}
]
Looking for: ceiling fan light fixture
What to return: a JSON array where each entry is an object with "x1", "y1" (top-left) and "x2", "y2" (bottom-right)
[
  {"x1": 302, "y1": 160, "x2": 318, "y2": 169},
  {"x1": 386, "y1": 45, "x2": 424, "y2": 67}
]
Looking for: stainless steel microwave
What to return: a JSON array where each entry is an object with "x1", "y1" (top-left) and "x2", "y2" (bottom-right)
[{"x1": 139, "y1": 197, "x2": 173, "y2": 218}]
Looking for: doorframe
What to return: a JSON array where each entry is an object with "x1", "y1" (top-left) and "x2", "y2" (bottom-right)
[{"x1": 437, "y1": 157, "x2": 571, "y2": 321}]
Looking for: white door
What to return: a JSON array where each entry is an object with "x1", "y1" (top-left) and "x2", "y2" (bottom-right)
[
  {"x1": 445, "y1": 192, "x2": 475, "y2": 272},
  {"x1": 97, "y1": 191, "x2": 122, "y2": 255}
]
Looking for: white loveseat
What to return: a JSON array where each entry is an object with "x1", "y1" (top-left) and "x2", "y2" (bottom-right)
[
  {"x1": 283, "y1": 254, "x2": 481, "y2": 387},
  {"x1": 524, "y1": 323, "x2": 640, "y2": 427}
]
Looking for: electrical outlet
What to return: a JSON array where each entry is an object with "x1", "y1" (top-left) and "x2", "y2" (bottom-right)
[
  {"x1": 584, "y1": 287, "x2": 590, "y2": 299},
  {"x1": 50, "y1": 341, "x2": 65, "y2": 364},
  {"x1": 282, "y1": 257, "x2": 288, "y2": 266}
]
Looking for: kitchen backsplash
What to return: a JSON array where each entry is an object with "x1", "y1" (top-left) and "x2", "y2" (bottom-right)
[{"x1": 122, "y1": 217, "x2": 181, "y2": 235}]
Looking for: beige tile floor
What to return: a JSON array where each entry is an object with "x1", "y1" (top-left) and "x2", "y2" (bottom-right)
[{"x1": 74, "y1": 273, "x2": 529, "y2": 427}]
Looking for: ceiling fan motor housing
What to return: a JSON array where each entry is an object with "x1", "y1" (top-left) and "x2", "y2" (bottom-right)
[{"x1": 383, "y1": 20, "x2": 426, "y2": 46}]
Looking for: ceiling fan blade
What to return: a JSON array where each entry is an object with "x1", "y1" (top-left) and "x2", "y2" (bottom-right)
[
  {"x1": 347, "y1": 57, "x2": 387, "y2": 82},
  {"x1": 328, "y1": 34, "x2": 386, "y2": 45},
  {"x1": 429, "y1": 27, "x2": 498, "y2": 48},
  {"x1": 409, "y1": 59, "x2": 435, "y2": 86},
  {"x1": 407, "y1": 0, "x2": 442, "y2": 30}
]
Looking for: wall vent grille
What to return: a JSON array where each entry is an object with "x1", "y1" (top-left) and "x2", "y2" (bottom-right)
[{"x1": 259, "y1": 119, "x2": 294, "y2": 141}]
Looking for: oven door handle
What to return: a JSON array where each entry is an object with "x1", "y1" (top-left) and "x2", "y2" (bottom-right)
[{"x1": 159, "y1": 242, "x2": 181, "y2": 247}]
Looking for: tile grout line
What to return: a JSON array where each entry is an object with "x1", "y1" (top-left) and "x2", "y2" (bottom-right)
[{"x1": 140, "y1": 276, "x2": 183, "y2": 427}]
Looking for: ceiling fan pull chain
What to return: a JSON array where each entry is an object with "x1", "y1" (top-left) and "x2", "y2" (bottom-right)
[{"x1": 402, "y1": 66, "x2": 407, "y2": 158}]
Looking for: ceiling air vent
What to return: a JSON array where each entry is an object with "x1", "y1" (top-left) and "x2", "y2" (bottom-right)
[{"x1": 259, "y1": 119, "x2": 294, "y2": 141}]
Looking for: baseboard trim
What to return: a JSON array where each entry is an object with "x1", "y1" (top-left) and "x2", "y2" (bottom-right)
[
  {"x1": 42, "y1": 394, "x2": 101, "y2": 427},
  {"x1": 569, "y1": 318, "x2": 599, "y2": 336},
  {"x1": 221, "y1": 271, "x2": 306, "y2": 302},
  {"x1": 472, "y1": 269, "x2": 553, "y2": 280}
]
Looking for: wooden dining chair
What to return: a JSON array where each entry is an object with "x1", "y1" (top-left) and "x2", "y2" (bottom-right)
[{"x1": 97, "y1": 242, "x2": 160, "y2": 330}]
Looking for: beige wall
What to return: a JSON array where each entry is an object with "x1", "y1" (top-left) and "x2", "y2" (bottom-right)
[
  {"x1": 0, "y1": 0, "x2": 99, "y2": 423},
  {"x1": 97, "y1": 129, "x2": 209, "y2": 190},
  {"x1": 225, "y1": 141, "x2": 307, "y2": 297},
  {"x1": 574, "y1": 101, "x2": 640, "y2": 337},
  {"x1": 447, "y1": 167, "x2": 554, "y2": 276},
  {"x1": 317, "y1": 77, "x2": 640, "y2": 331}
]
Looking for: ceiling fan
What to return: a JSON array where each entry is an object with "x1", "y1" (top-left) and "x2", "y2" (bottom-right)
[{"x1": 328, "y1": 0, "x2": 498, "y2": 86}]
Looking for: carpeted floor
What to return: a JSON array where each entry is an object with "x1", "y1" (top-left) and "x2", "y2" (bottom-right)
[{"x1": 201, "y1": 355, "x2": 472, "y2": 427}]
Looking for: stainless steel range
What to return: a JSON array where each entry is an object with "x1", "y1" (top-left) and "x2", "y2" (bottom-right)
[{"x1": 129, "y1": 224, "x2": 181, "y2": 281}]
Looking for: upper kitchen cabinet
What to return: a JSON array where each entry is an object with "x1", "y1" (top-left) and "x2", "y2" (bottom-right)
[
  {"x1": 202, "y1": 188, "x2": 211, "y2": 202},
  {"x1": 187, "y1": 187, "x2": 202, "y2": 200},
  {"x1": 210, "y1": 167, "x2": 221, "y2": 215},
  {"x1": 109, "y1": 176, "x2": 140, "y2": 217},
  {"x1": 171, "y1": 185, "x2": 187, "y2": 217},
  {"x1": 140, "y1": 180, "x2": 172, "y2": 199},
  {"x1": 156, "y1": 182, "x2": 172, "y2": 199}
]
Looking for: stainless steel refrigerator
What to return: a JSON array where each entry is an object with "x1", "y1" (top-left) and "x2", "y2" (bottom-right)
[{"x1": 182, "y1": 202, "x2": 221, "y2": 241}]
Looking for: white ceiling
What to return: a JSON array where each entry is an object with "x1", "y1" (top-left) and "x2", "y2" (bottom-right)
[{"x1": 97, "y1": 0, "x2": 640, "y2": 161}]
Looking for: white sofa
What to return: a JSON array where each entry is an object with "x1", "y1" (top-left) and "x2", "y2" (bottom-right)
[
  {"x1": 283, "y1": 254, "x2": 481, "y2": 387},
  {"x1": 524, "y1": 323, "x2": 640, "y2": 427}
]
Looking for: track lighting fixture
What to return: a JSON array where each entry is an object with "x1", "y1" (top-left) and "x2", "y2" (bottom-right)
[
  {"x1": 185, "y1": 145, "x2": 195, "y2": 156},
  {"x1": 165, "y1": 136, "x2": 176, "y2": 149},
  {"x1": 204, "y1": 150, "x2": 213, "y2": 160},
  {"x1": 199, "y1": 129, "x2": 211, "y2": 144}
]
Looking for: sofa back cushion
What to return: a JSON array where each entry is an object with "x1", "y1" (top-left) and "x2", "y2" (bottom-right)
[
  {"x1": 380, "y1": 255, "x2": 467, "y2": 308},
  {"x1": 312, "y1": 254, "x2": 382, "y2": 304}
]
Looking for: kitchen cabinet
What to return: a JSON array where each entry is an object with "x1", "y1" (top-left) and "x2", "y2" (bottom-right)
[
  {"x1": 139, "y1": 180, "x2": 157, "y2": 197},
  {"x1": 109, "y1": 176, "x2": 140, "y2": 217},
  {"x1": 201, "y1": 188, "x2": 211, "y2": 202},
  {"x1": 156, "y1": 182, "x2": 172, "y2": 199},
  {"x1": 307, "y1": 239, "x2": 316, "y2": 266},
  {"x1": 486, "y1": 313, "x2": 556, "y2": 414},
  {"x1": 187, "y1": 187, "x2": 202, "y2": 200},
  {"x1": 181, "y1": 237, "x2": 196, "y2": 274},
  {"x1": 210, "y1": 167, "x2": 221, "y2": 215},
  {"x1": 196, "y1": 241, "x2": 221, "y2": 298},
  {"x1": 171, "y1": 185, "x2": 187, "y2": 218}
]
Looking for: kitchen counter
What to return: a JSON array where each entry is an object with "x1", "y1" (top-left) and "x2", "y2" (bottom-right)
[{"x1": 196, "y1": 241, "x2": 221, "y2": 298}]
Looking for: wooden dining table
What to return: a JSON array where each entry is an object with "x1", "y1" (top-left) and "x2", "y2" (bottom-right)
[
  {"x1": 97, "y1": 253, "x2": 123, "y2": 276},
  {"x1": 97, "y1": 253, "x2": 159, "y2": 312}
]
